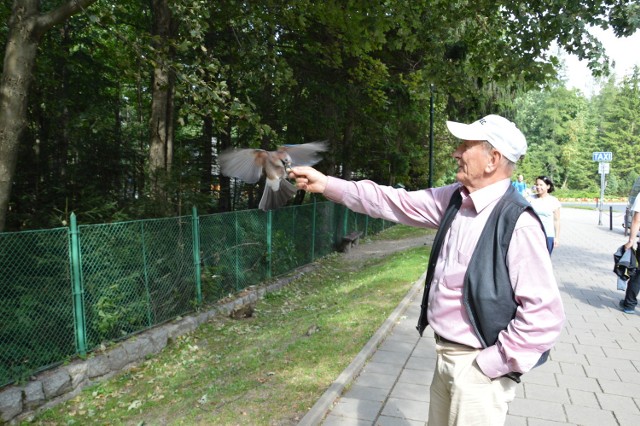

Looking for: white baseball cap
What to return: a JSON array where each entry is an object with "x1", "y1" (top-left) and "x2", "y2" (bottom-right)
[{"x1": 446, "y1": 114, "x2": 527, "y2": 162}]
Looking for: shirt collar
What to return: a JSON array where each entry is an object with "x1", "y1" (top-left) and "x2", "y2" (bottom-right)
[{"x1": 460, "y1": 179, "x2": 511, "y2": 213}]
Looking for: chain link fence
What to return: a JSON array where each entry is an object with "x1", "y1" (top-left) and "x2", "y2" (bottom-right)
[{"x1": 0, "y1": 201, "x2": 394, "y2": 387}]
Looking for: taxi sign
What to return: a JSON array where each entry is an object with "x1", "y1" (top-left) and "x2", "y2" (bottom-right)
[{"x1": 592, "y1": 152, "x2": 612, "y2": 162}]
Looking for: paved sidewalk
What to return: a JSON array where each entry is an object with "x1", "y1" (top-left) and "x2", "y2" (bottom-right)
[{"x1": 300, "y1": 206, "x2": 640, "y2": 425}]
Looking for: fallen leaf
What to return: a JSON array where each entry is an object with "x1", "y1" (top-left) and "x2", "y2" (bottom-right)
[{"x1": 127, "y1": 400, "x2": 142, "y2": 411}]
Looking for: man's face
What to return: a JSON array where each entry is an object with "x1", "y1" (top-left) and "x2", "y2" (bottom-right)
[
  {"x1": 518, "y1": 175, "x2": 524, "y2": 182},
  {"x1": 452, "y1": 140, "x2": 492, "y2": 191}
]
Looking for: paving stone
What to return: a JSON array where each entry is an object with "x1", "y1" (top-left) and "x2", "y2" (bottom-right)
[
  {"x1": 558, "y1": 362, "x2": 585, "y2": 376},
  {"x1": 567, "y1": 389, "x2": 598, "y2": 407},
  {"x1": 369, "y1": 349, "x2": 409, "y2": 365},
  {"x1": 572, "y1": 343, "x2": 606, "y2": 357},
  {"x1": 328, "y1": 397, "x2": 383, "y2": 421},
  {"x1": 361, "y1": 361, "x2": 403, "y2": 376},
  {"x1": 380, "y1": 398, "x2": 428, "y2": 422},
  {"x1": 405, "y1": 355, "x2": 435, "y2": 371},
  {"x1": 507, "y1": 398, "x2": 566, "y2": 422},
  {"x1": 537, "y1": 360, "x2": 561, "y2": 373},
  {"x1": 615, "y1": 412, "x2": 640, "y2": 426},
  {"x1": 584, "y1": 354, "x2": 636, "y2": 371},
  {"x1": 598, "y1": 378, "x2": 640, "y2": 398},
  {"x1": 377, "y1": 340, "x2": 417, "y2": 355},
  {"x1": 523, "y1": 383, "x2": 570, "y2": 404},
  {"x1": 565, "y1": 404, "x2": 616, "y2": 426},
  {"x1": 504, "y1": 414, "x2": 527, "y2": 425},
  {"x1": 527, "y1": 420, "x2": 577, "y2": 426},
  {"x1": 322, "y1": 414, "x2": 371, "y2": 425},
  {"x1": 342, "y1": 385, "x2": 388, "y2": 402},
  {"x1": 596, "y1": 393, "x2": 640, "y2": 415},
  {"x1": 520, "y1": 370, "x2": 557, "y2": 387},
  {"x1": 615, "y1": 369, "x2": 640, "y2": 385},
  {"x1": 397, "y1": 369, "x2": 431, "y2": 386},
  {"x1": 353, "y1": 372, "x2": 397, "y2": 390},
  {"x1": 583, "y1": 364, "x2": 619, "y2": 380},
  {"x1": 376, "y1": 415, "x2": 425, "y2": 426},
  {"x1": 389, "y1": 382, "x2": 429, "y2": 402},
  {"x1": 557, "y1": 374, "x2": 601, "y2": 392}
]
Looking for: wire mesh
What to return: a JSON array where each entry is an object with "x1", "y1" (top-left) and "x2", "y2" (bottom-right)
[
  {"x1": 0, "y1": 202, "x2": 396, "y2": 387},
  {"x1": 79, "y1": 216, "x2": 197, "y2": 350},
  {"x1": 0, "y1": 228, "x2": 74, "y2": 386},
  {"x1": 199, "y1": 209, "x2": 269, "y2": 303}
]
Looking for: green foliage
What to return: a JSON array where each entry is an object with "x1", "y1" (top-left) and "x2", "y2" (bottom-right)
[{"x1": 2, "y1": 0, "x2": 640, "y2": 229}]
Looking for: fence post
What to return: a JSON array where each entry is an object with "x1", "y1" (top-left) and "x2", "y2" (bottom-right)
[
  {"x1": 140, "y1": 221, "x2": 152, "y2": 327},
  {"x1": 266, "y1": 210, "x2": 273, "y2": 279},
  {"x1": 364, "y1": 215, "x2": 369, "y2": 238},
  {"x1": 69, "y1": 213, "x2": 87, "y2": 356},
  {"x1": 192, "y1": 206, "x2": 202, "y2": 305},
  {"x1": 342, "y1": 205, "x2": 349, "y2": 236},
  {"x1": 234, "y1": 211, "x2": 240, "y2": 290}
]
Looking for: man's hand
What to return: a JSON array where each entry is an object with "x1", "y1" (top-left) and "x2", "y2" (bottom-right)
[{"x1": 289, "y1": 166, "x2": 328, "y2": 194}]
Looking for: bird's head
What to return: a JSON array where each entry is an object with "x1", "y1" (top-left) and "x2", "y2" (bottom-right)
[{"x1": 279, "y1": 152, "x2": 293, "y2": 172}]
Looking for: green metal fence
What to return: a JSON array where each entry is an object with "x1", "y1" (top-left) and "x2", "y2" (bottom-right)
[{"x1": 0, "y1": 201, "x2": 394, "y2": 387}]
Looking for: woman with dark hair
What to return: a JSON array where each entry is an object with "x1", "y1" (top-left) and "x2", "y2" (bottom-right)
[{"x1": 530, "y1": 176, "x2": 561, "y2": 254}]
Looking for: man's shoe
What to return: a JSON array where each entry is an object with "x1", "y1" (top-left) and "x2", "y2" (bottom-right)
[{"x1": 619, "y1": 300, "x2": 635, "y2": 314}]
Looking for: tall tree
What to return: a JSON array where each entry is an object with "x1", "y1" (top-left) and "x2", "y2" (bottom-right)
[
  {"x1": 148, "y1": 0, "x2": 177, "y2": 204},
  {"x1": 0, "y1": 0, "x2": 98, "y2": 231}
]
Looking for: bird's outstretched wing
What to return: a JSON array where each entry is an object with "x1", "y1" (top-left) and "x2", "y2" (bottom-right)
[
  {"x1": 283, "y1": 141, "x2": 328, "y2": 166},
  {"x1": 218, "y1": 149, "x2": 267, "y2": 184}
]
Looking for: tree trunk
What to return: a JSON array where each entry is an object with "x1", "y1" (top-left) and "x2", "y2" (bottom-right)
[
  {"x1": 148, "y1": 0, "x2": 176, "y2": 202},
  {"x1": 0, "y1": 0, "x2": 97, "y2": 232}
]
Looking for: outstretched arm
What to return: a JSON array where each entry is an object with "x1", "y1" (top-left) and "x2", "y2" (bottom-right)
[{"x1": 290, "y1": 166, "x2": 329, "y2": 194}]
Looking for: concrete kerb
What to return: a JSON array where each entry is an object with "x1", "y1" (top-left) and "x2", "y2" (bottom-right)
[{"x1": 298, "y1": 271, "x2": 426, "y2": 426}]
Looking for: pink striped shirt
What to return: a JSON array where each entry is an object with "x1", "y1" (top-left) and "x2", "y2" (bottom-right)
[{"x1": 323, "y1": 177, "x2": 565, "y2": 378}]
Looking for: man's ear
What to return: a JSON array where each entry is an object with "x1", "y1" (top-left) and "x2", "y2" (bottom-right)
[{"x1": 485, "y1": 149, "x2": 502, "y2": 172}]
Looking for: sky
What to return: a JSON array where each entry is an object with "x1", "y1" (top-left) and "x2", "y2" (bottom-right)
[{"x1": 563, "y1": 27, "x2": 640, "y2": 96}]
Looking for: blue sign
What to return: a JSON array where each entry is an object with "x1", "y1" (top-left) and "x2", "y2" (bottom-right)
[{"x1": 592, "y1": 152, "x2": 613, "y2": 162}]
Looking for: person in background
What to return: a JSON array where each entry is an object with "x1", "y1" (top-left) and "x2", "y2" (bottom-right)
[
  {"x1": 619, "y1": 195, "x2": 640, "y2": 314},
  {"x1": 530, "y1": 176, "x2": 561, "y2": 254},
  {"x1": 291, "y1": 114, "x2": 565, "y2": 426},
  {"x1": 512, "y1": 174, "x2": 528, "y2": 197}
]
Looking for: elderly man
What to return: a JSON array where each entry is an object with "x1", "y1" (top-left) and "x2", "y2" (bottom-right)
[{"x1": 291, "y1": 114, "x2": 565, "y2": 425}]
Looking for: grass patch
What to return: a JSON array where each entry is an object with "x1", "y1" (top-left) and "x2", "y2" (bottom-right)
[{"x1": 28, "y1": 226, "x2": 431, "y2": 425}]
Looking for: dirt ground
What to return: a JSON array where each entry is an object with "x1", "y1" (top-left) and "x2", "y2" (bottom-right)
[{"x1": 342, "y1": 231, "x2": 435, "y2": 263}]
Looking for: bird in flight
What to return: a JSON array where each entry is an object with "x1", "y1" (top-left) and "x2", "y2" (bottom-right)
[{"x1": 218, "y1": 141, "x2": 327, "y2": 211}]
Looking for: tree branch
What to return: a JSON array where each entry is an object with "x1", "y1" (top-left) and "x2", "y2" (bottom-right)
[{"x1": 35, "y1": 0, "x2": 98, "y2": 33}]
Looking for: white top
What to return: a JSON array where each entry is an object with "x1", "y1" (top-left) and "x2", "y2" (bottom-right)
[
  {"x1": 530, "y1": 195, "x2": 561, "y2": 238},
  {"x1": 631, "y1": 195, "x2": 640, "y2": 213}
]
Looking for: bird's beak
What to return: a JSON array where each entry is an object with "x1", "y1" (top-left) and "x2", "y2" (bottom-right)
[{"x1": 282, "y1": 159, "x2": 292, "y2": 174}]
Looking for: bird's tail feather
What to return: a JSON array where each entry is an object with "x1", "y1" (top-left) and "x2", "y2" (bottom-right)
[{"x1": 259, "y1": 179, "x2": 298, "y2": 211}]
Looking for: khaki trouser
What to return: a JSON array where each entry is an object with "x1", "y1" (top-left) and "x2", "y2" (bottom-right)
[{"x1": 428, "y1": 339, "x2": 517, "y2": 426}]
